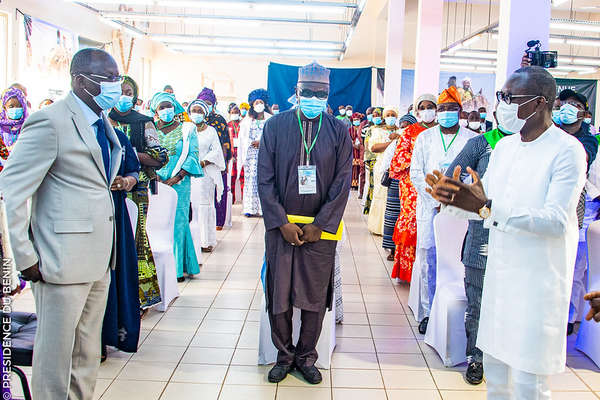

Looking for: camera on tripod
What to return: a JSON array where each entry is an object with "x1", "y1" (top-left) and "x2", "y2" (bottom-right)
[{"x1": 526, "y1": 40, "x2": 558, "y2": 68}]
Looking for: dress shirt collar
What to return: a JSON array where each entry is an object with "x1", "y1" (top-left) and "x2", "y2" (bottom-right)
[{"x1": 71, "y1": 91, "x2": 102, "y2": 127}]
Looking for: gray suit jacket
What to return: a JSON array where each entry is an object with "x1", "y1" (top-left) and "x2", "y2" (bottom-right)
[{"x1": 0, "y1": 93, "x2": 122, "y2": 284}]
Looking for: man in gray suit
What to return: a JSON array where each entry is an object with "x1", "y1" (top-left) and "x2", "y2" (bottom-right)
[{"x1": 0, "y1": 48, "x2": 123, "y2": 400}]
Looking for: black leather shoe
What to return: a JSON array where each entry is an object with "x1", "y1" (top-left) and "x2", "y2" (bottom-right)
[
  {"x1": 466, "y1": 361, "x2": 484, "y2": 385},
  {"x1": 177, "y1": 276, "x2": 185, "y2": 283},
  {"x1": 268, "y1": 364, "x2": 294, "y2": 383},
  {"x1": 418, "y1": 317, "x2": 429, "y2": 334},
  {"x1": 567, "y1": 322, "x2": 574, "y2": 336},
  {"x1": 296, "y1": 364, "x2": 322, "y2": 384}
]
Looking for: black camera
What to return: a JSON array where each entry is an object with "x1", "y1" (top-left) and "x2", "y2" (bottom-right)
[{"x1": 526, "y1": 40, "x2": 558, "y2": 68}]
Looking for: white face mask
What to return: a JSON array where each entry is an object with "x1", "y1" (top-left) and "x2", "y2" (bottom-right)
[
  {"x1": 459, "y1": 119, "x2": 468, "y2": 127},
  {"x1": 495, "y1": 96, "x2": 540, "y2": 134},
  {"x1": 339, "y1": 109, "x2": 346, "y2": 116},
  {"x1": 584, "y1": 117, "x2": 592, "y2": 124},
  {"x1": 254, "y1": 103, "x2": 265, "y2": 113},
  {"x1": 468, "y1": 121, "x2": 481, "y2": 131},
  {"x1": 419, "y1": 109, "x2": 436, "y2": 124},
  {"x1": 230, "y1": 114, "x2": 240, "y2": 121}
]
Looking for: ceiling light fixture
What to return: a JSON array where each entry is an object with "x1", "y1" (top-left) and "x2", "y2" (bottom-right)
[{"x1": 550, "y1": 19, "x2": 600, "y2": 33}]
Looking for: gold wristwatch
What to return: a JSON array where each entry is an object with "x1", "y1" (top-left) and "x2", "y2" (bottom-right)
[{"x1": 478, "y1": 200, "x2": 492, "y2": 219}]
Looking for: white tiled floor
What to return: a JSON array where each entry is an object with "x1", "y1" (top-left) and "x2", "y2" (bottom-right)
[{"x1": 10, "y1": 194, "x2": 600, "y2": 399}]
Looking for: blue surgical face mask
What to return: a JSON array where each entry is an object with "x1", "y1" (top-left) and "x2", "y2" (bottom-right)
[
  {"x1": 80, "y1": 75, "x2": 122, "y2": 110},
  {"x1": 240, "y1": 109, "x2": 247, "y2": 117},
  {"x1": 367, "y1": 114, "x2": 373, "y2": 122},
  {"x1": 480, "y1": 112, "x2": 487, "y2": 120},
  {"x1": 373, "y1": 116, "x2": 382, "y2": 125},
  {"x1": 559, "y1": 103, "x2": 581, "y2": 125},
  {"x1": 352, "y1": 120, "x2": 361, "y2": 126},
  {"x1": 385, "y1": 117, "x2": 397, "y2": 127},
  {"x1": 6, "y1": 107, "x2": 23, "y2": 120},
  {"x1": 190, "y1": 113, "x2": 205, "y2": 124},
  {"x1": 437, "y1": 111, "x2": 459, "y2": 128},
  {"x1": 158, "y1": 107, "x2": 175, "y2": 123},
  {"x1": 552, "y1": 109, "x2": 561, "y2": 124},
  {"x1": 272, "y1": 109, "x2": 279, "y2": 115},
  {"x1": 299, "y1": 96, "x2": 327, "y2": 119},
  {"x1": 584, "y1": 117, "x2": 592, "y2": 124},
  {"x1": 115, "y1": 95, "x2": 134, "y2": 113}
]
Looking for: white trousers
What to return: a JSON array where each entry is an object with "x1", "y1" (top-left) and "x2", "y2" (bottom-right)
[
  {"x1": 569, "y1": 240, "x2": 588, "y2": 323},
  {"x1": 484, "y1": 353, "x2": 552, "y2": 400},
  {"x1": 32, "y1": 269, "x2": 110, "y2": 400}
]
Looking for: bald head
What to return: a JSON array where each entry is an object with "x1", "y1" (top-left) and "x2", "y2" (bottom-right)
[{"x1": 509, "y1": 66, "x2": 556, "y2": 111}]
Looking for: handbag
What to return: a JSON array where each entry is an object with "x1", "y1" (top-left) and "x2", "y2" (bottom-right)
[{"x1": 381, "y1": 170, "x2": 391, "y2": 187}]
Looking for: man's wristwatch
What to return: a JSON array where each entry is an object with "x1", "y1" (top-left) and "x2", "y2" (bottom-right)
[{"x1": 478, "y1": 199, "x2": 492, "y2": 219}]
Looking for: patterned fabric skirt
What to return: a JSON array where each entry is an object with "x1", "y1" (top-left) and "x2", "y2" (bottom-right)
[
  {"x1": 243, "y1": 155, "x2": 262, "y2": 216},
  {"x1": 130, "y1": 187, "x2": 162, "y2": 309},
  {"x1": 383, "y1": 179, "x2": 400, "y2": 250},
  {"x1": 334, "y1": 244, "x2": 344, "y2": 324},
  {"x1": 351, "y1": 159, "x2": 361, "y2": 190},
  {"x1": 231, "y1": 147, "x2": 244, "y2": 204},
  {"x1": 363, "y1": 159, "x2": 375, "y2": 215}
]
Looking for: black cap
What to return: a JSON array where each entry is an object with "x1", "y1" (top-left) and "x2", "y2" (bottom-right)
[{"x1": 559, "y1": 89, "x2": 588, "y2": 111}]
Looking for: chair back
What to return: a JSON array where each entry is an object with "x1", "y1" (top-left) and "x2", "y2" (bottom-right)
[
  {"x1": 147, "y1": 183, "x2": 178, "y2": 248},
  {"x1": 433, "y1": 212, "x2": 469, "y2": 288},
  {"x1": 125, "y1": 197, "x2": 138, "y2": 239}
]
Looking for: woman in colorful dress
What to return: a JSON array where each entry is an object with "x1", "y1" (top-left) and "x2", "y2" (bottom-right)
[
  {"x1": 390, "y1": 94, "x2": 438, "y2": 282},
  {"x1": 228, "y1": 103, "x2": 244, "y2": 204},
  {"x1": 197, "y1": 87, "x2": 231, "y2": 230},
  {"x1": 349, "y1": 112, "x2": 364, "y2": 190},
  {"x1": 367, "y1": 106, "x2": 399, "y2": 235},
  {"x1": 363, "y1": 107, "x2": 383, "y2": 214},
  {"x1": 102, "y1": 129, "x2": 141, "y2": 361},
  {"x1": 153, "y1": 92, "x2": 204, "y2": 282},
  {"x1": 109, "y1": 76, "x2": 167, "y2": 310},
  {"x1": 0, "y1": 87, "x2": 28, "y2": 169},
  {"x1": 238, "y1": 89, "x2": 271, "y2": 217},
  {"x1": 188, "y1": 100, "x2": 226, "y2": 253}
]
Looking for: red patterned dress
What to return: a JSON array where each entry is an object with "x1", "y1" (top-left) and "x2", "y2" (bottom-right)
[
  {"x1": 349, "y1": 125, "x2": 364, "y2": 190},
  {"x1": 390, "y1": 123, "x2": 427, "y2": 282},
  {"x1": 228, "y1": 120, "x2": 244, "y2": 204}
]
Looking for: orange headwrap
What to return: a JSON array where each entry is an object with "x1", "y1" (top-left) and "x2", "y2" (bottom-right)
[{"x1": 438, "y1": 86, "x2": 462, "y2": 107}]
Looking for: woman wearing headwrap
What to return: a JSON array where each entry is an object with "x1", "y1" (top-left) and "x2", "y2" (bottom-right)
[
  {"x1": 188, "y1": 100, "x2": 226, "y2": 253},
  {"x1": 390, "y1": 94, "x2": 438, "y2": 282},
  {"x1": 349, "y1": 112, "x2": 364, "y2": 190},
  {"x1": 197, "y1": 87, "x2": 231, "y2": 229},
  {"x1": 239, "y1": 102, "x2": 250, "y2": 119},
  {"x1": 379, "y1": 113, "x2": 418, "y2": 260},
  {"x1": 0, "y1": 87, "x2": 28, "y2": 168},
  {"x1": 153, "y1": 92, "x2": 204, "y2": 282},
  {"x1": 367, "y1": 106, "x2": 399, "y2": 236},
  {"x1": 363, "y1": 107, "x2": 383, "y2": 213},
  {"x1": 228, "y1": 103, "x2": 244, "y2": 204},
  {"x1": 238, "y1": 88, "x2": 271, "y2": 217},
  {"x1": 109, "y1": 76, "x2": 167, "y2": 310}
]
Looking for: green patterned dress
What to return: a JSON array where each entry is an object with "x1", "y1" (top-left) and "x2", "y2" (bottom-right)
[{"x1": 115, "y1": 119, "x2": 167, "y2": 309}]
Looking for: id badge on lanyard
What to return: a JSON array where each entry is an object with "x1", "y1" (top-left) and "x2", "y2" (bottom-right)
[
  {"x1": 298, "y1": 165, "x2": 317, "y2": 194},
  {"x1": 297, "y1": 111, "x2": 322, "y2": 196}
]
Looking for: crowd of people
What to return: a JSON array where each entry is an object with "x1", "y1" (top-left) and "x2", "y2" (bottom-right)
[{"x1": 2, "y1": 46, "x2": 600, "y2": 400}]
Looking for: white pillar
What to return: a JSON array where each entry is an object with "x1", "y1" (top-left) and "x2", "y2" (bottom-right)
[
  {"x1": 413, "y1": 0, "x2": 443, "y2": 99},
  {"x1": 495, "y1": 0, "x2": 550, "y2": 91},
  {"x1": 383, "y1": 0, "x2": 405, "y2": 107}
]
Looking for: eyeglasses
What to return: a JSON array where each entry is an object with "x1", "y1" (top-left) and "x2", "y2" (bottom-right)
[
  {"x1": 298, "y1": 88, "x2": 328, "y2": 100},
  {"x1": 77, "y1": 72, "x2": 124, "y2": 83},
  {"x1": 496, "y1": 91, "x2": 542, "y2": 105}
]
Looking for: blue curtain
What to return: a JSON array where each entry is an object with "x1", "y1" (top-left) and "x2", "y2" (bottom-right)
[{"x1": 267, "y1": 62, "x2": 372, "y2": 115}]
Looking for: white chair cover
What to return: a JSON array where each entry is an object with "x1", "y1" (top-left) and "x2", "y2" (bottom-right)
[
  {"x1": 258, "y1": 291, "x2": 336, "y2": 369},
  {"x1": 576, "y1": 220, "x2": 600, "y2": 367},
  {"x1": 125, "y1": 197, "x2": 138, "y2": 239},
  {"x1": 408, "y1": 249, "x2": 425, "y2": 322},
  {"x1": 146, "y1": 183, "x2": 180, "y2": 312},
  {"x1": 190, "y1": 176, "x2": 215, "y2": 258},
  {"x1": 424, "y1": 213, "x2": 469, "y2": 367}
]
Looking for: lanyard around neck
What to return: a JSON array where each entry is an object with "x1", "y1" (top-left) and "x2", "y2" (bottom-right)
[
  {"x1": 297, "y1": 110, "x2": 322, "y2": 165},
  {"x1": 439, "y1": 126, "x2": 458, "y2": 153}
]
